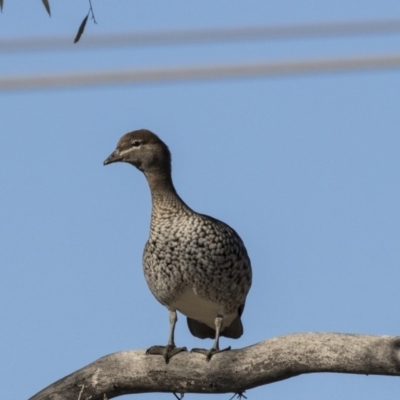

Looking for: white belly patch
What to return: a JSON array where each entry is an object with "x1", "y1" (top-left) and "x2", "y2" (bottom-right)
[{"x1": 170, "y1": 288, "x2": 236, "y2": 329}]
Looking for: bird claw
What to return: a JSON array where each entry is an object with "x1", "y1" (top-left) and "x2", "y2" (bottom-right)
[
  {"x1": 191, "y1": 345, "x2": 231, "y2": 361},
  {"x1": 146, "y1": 344, "x2": 187, "y2": 363}
]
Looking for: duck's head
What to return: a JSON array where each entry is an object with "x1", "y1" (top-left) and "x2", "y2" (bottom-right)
[{"x1": 104, "y1": 129, "x2": 171, "y2": 174}]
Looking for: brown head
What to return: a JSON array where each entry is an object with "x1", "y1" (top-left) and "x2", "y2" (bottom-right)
[
  {"x1": 104, "y1": 129, "x2": 171, "y2": 175},
  {"x1": 104, "y1": 129, "x2": 178, "y2": 199}
]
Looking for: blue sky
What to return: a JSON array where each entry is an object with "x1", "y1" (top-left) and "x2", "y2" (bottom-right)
[{"x1": 1, "y1": 1, "x2": 400, "y2": 399}]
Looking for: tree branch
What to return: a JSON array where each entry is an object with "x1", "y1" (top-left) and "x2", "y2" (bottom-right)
[{"x1": 29, "y1": 332, "x2": 400, "y2": 400}]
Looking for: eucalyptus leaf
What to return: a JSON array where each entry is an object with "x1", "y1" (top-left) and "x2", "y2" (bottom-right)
[
  {"x1": 41, "y1": 0, "x2": 51, "y2": 16},
  {"x1": 74, "y1": 14, "x2": 89, "y2": 44}
]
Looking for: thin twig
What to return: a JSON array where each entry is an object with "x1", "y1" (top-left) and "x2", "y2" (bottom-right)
[
  {"x1": 229, "y1": 392, "x2": 247, "y2": 400},
  {"x1": 88, "y1": 0, "x2": 97, "y2": 24}
]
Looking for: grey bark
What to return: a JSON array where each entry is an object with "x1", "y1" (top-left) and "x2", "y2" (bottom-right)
[{"x1": 29, "y1": 332, "x2": 400, "y2": 400}]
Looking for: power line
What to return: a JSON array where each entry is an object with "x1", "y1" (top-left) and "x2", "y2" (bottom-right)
[
  {"x1": 2, "y1": 18, "x2": 400, "y2": 53},
  {"x1": 1, "y1": 54, "x2": 399, "y2": 92}
]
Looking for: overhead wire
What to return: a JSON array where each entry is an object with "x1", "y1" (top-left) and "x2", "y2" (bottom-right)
[
  {"x1": 2, "y1": 18, "x2": 399, "y2": 91},
  {"x1": 1, "y1": 18, "x2": 400, "y2": 52},
  {"x1": 2, "y1": 54, "x2": 400, "y2": 92}
]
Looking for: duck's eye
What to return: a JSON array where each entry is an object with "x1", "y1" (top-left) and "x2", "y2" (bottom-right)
[{"x1": 131, "y1": 140, "x2": 141, "y2": 147}]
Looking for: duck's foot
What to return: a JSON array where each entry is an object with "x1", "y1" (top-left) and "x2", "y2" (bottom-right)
[
  {"x1": 146, "y1": 344, "x2": 187, "y2": 364},
  {"x1": 191, "y1": 345, "x2": 231, "y2": 361}
]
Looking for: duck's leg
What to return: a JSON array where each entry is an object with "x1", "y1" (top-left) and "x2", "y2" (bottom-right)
[
  {"x1": 191, "y1": 315, "x2": 231, "y2": 361},
  {"x1": 146, "y1": 310, "x2": 187, "y2": 363}
]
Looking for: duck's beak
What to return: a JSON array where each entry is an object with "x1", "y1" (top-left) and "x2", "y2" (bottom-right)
[{"x1": 103, "y1": 149, "x2": 122, "y2": 166}]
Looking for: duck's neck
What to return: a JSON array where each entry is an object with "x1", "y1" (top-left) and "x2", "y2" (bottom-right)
[{"x1": 144, "y1": 170, "x2": 188, "y2": 212}]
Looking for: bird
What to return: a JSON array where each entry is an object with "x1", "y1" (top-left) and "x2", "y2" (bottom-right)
[{"x1": 104, "y1": 129, "x2": 252, "y2": 363}]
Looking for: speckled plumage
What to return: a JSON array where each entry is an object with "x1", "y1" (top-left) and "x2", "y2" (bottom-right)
[
  {"x1": 104, "y1": 129, "x2": 252, "y2": 361},
  {"x1": 145, "y1": 197, "x2": 251, "y2": 328}
]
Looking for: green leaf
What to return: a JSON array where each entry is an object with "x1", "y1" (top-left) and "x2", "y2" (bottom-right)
[
  {"x1": 74, "y1": 14, "x2": 89, "y2": 44},
  {"x1": 0, "y1": 0, "x2": 4, "y2": 12},
  {"x1": 41, "y1": 0, "x2": 51, "y2": 16}
]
